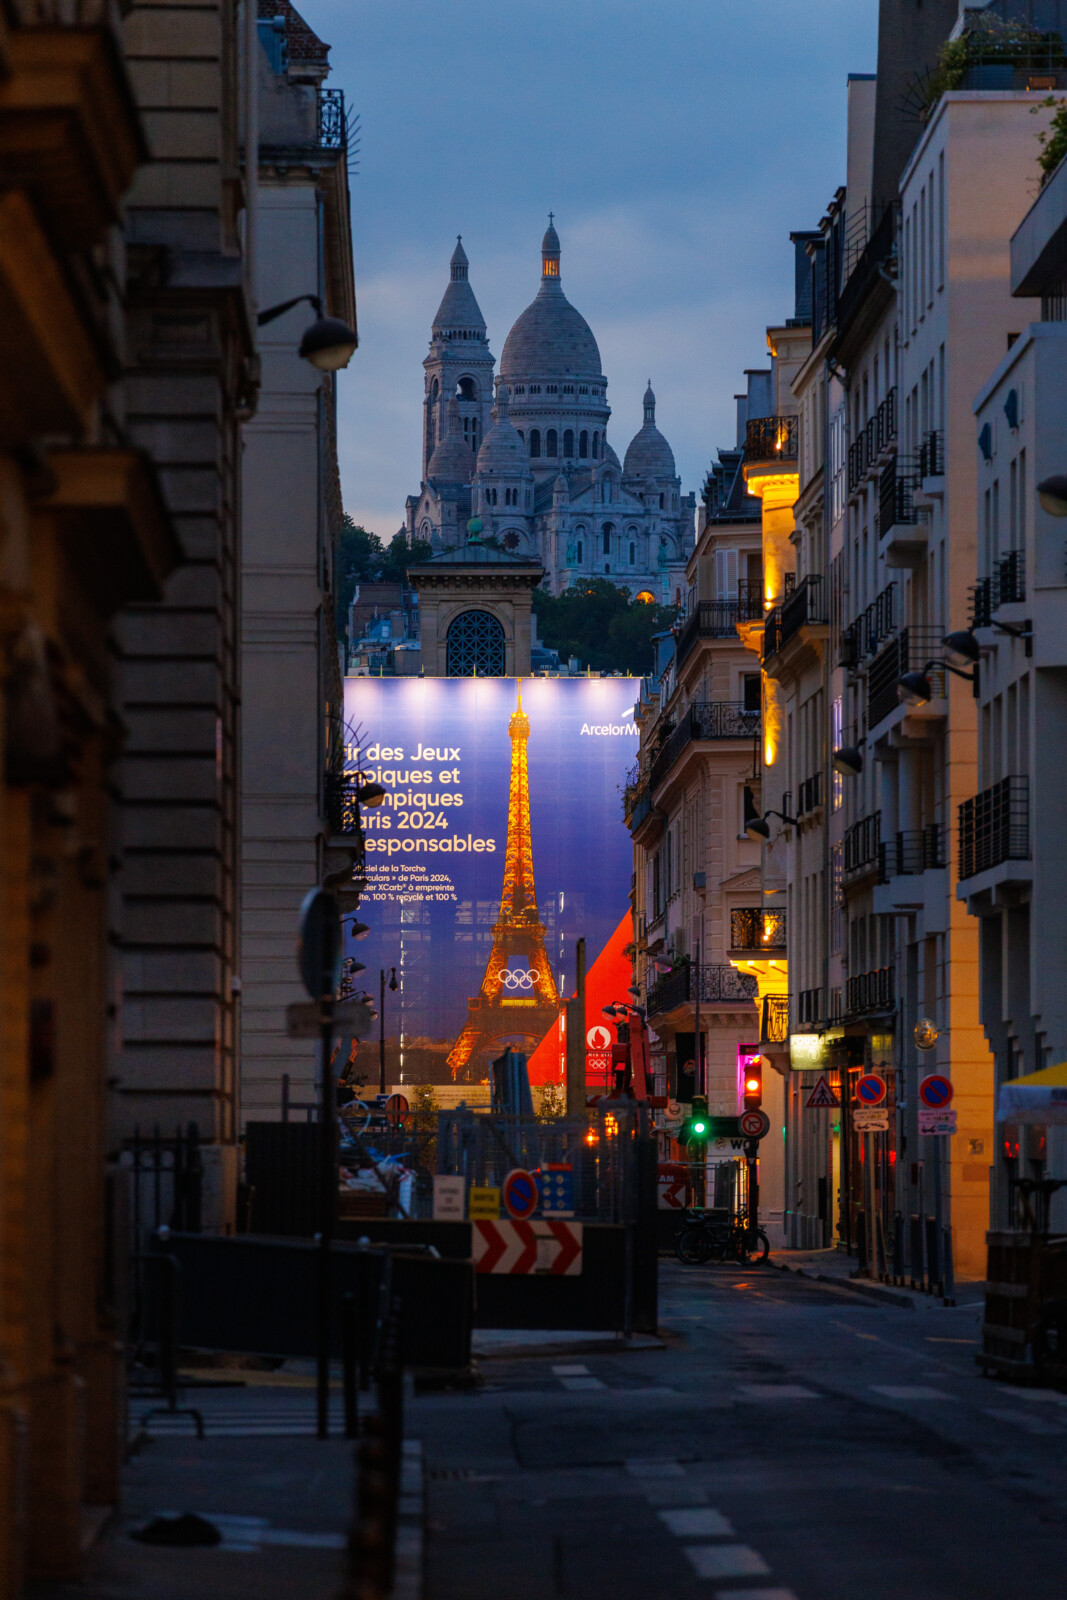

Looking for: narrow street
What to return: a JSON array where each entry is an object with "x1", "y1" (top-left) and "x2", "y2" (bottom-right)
[{"x1": 417, "y1": 1262, "x2": 1067, "y2": 1600}]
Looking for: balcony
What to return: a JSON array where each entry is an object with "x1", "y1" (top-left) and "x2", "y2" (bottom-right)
[
  {"x1": 675, "y1": 594, "x2": 764, "y2": 668},
  {"x1": 763, "y1": 575, "x2": 827, "y2": 669},
  {"x1": 847, "y1": 388, "x2": 898, "y2": 496},
  {"x1": 797, "y1": 771, "x2": 823, "y2": 817},
  {"x1": 324, "y1": 771, "x2": 368, "y2": 843},
  {"x1": 970, "y1": 550, "x2": 1025, "y2": 627},
  {"x1": 919, "y1": 428, "x2": 944, "y2": 481},
  {"x1": 797, "y1": 988, "x2": 822, "y2": 1026},
  {"x1": 844, "y1": 811, "x2": 881, "y2": 879},
  {"x1": 878, "y1": 824, "x2": 945, "y2": 881},
  {"x1": 958, "y1": 776, "x2": 1029, "y2": 883},
  {"x1": 834, "y1": 204, "x2": 896, "y2": 344},
  {"x1": 845, "y1": 966, "x2": 894, "y2": 1017},
  {"x1": 319, "y1": 87, "x2": 349, "y2": 149},
  {"x1": 867, "y1": 626, "x2": 946, "y2": 732},
  {"x1": 646, "y1": 962, "x2": 758, "y2": 1019},
  {"x1": 744, "y1": 414, "x2": 798, "y2": 464},
  {"x1": 649, "y1": 701, "x2": 760, "y2": 794},
  {"x1": 730, "y1": 909, "x2": 787, "y2": 952},
  {"x1": 762, "y1": 994, "x2": 789, "y2": 1044},
  {"x1": 879, "y1": 458, "x2": 926, "y2": 566}
]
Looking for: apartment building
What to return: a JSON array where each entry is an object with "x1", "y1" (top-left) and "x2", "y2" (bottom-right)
[
  {"x1": 627, "y1": 374, "x2": 786, "y2": 1238},
  {"x1": 965, "y1": 144, "x2": 1067, "y2": 1228},
  {"x1": 239, "y1": 4, "x2": 357, "y2": 1123}
]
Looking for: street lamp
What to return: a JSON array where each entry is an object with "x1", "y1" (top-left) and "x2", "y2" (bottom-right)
[
  {"x1": 379, "y1": 966, "x2": 398, "y2": 1096},
  {"x1": 354, "y1": 781, "x2": 386, "y2": 807},
  {"x1": 897, "y1": 651, "x2": 978, "y2": 708},
  {"x1": 745, "y1": 808, "x2": 798, "y2": 842},
  {"x1": 832, "y1": 744, "x2": 864, "y2": 777},
  {"x1": 1037, "y1": 473, "x2": 1067, "y2": 516},
  {"x1": 257, "y1": 293, "x2": 358, "y2": 372}
]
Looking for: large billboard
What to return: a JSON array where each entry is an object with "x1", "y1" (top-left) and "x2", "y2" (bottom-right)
[{"x1": 342, "y1": 677, "x2": 639, "y2": 1086}]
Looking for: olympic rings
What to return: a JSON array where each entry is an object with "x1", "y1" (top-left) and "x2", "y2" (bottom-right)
[{"x1": 496, "y1": 967, "x2": 540, "y2": 990}]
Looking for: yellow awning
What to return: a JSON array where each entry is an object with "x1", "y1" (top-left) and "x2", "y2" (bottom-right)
[{"x1": 1008, "y1": 1061, "x2": 1067, "y2": 1089}]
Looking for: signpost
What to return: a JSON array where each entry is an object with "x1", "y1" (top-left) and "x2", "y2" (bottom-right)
[
  {"x1": 538, "y1": 1163, "x2": 575, "y2": 1217},
  {"x1": 502, "y1": 1168, "x2": 540, "y2": 1220},
  {"x1": 805, "y1": 1074, "x2": 840, "y2": 1109},
  {"x1": 384, "y1": 1092, "x2": 409, "y2": 1128},
  {"x1": 916, "y1": 1075, "x2": 955, "y2": 1302},
  {"x1": 739, "y1": 1109, "x2": 771, "y2": 1140},
  {"x1": 853, "y1": 1108, "x2": 890, "y2": 1133},
  {"x1": 432, "y1": 1174, "x2": 466, "y2": 1220},
  {"x1": 919, "y1": 1108, "x2": 957, "y2": 1137},
  {"x1": 855, "y1": 1073, "x2": 887, "y2": 1106},
  {"x1": 918, "y1": 1074, "x2": 954, "y2": 1109},
  {"x1": 468, "y1": 1185, "x2": 501, "y2": 1218}
]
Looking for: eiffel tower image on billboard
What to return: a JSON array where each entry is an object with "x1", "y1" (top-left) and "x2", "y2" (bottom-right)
[{"x1": 448, "y1": 683, "x2": 561, "y2": 1080}]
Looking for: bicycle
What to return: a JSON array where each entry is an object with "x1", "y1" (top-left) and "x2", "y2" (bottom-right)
[{"x1": 674, "y1": 1208, "x2": 767, "y2": 1267}]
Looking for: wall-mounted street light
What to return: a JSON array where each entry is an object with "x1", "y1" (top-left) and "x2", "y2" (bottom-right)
[
  {"x1": 745, "y1": 808, "x2": 798, "y2": 842},
  {"x1": 1037, "y1": 474, "x2": 1067, "y2": 517},
  {"x1": 832, "y1": 745, "x2": 864, "y2": 778},
  {"x1": 897, "y1": 649, "x2": 979, "y2": 708},
  {"x1": 353, "y1": 781, "x2": 386, "y2": 807},
  {"x1": 257, "y1": 293, "x2": 358, "y2": 372}
]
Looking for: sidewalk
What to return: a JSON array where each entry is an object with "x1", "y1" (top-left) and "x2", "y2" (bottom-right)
[{"x1": 769, "y1": 1245, "x2": 986, "y2": 1308}]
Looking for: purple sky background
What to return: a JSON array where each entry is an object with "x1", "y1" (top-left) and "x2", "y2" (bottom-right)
[{"x1": 298, "y1": 0, "x2": 879, "y2": 536}]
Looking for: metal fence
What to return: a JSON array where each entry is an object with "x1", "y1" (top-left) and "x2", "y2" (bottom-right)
[{"x1": 958, "y1": 774, "x2": 1030, "y2": 881}]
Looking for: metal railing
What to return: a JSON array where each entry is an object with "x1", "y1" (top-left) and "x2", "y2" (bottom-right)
[
  {"x1": 847, "y1": 389, "x2": 898, "y2": 495},
  {"x1": 744, "y1": 415, "x2": 799, "y2": 463},
  {"x1": 867, "y1": 626, "x2": 946, "y2": 729},
  {"x1": 319, "y1": 87, "x2": 347, "y2": 149},
  {"x1": 878, "y1": 823, "x2": 945, "y2": 881},
  {"x1": 958, "y1": 775, "x2": 1030, "y2": 882},
  {"x1": 325, "y1": 771, "x2": 370, "y2": 840},
  {"x1": 970, "y1": 550, "x2": 1025, "y2": 627},
  {"x1": 765, "y1": 575, "x2": 826, "y2": 661},
  {"x1": 730, "y1": 909, "x2": 787, "y2": 951},
  {"x1": 836, "y1": 203, "x2": 896, "y2": 336},
  {"x1": 845, "y1": 966, "x2": 894, "y2": 1016},
  {"x1": 844, "y1": 811, "x2": 882, "y2": 876},
  {"x1": 649, "y1": 702, "x2": 761, "y2": 792},
  {"x1": 841, "y1": 582, "x2": 897, "y2": 670},
  {"x1": 762, "y1": 995, "x2": 789, "y2": 1044},
  {"x1": 675, "y1": 597, "x2": 763, "y2": 666},
  {"x1": 797, "y1": 988, "x2": 822, "y2": 1026},
  {"x1": 879, "y1": 457, "x2": 920, "y2": 532},
  {"x1": 797, "y1": 772, "x2": 823, "y2": 816},
  {"x1": 646, "y1": 962, "x2": 758, "y2": 1018},
  {"x1": 919, "y1": 429, "x2": 944, "y2": 479}
]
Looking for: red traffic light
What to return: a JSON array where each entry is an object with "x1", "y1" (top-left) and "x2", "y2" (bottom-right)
[{"x1": 742, "y1": 1059, "x2": 764, "y2": 1111}]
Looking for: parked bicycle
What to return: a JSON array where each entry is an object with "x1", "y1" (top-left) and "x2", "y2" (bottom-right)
[{"x1": 674, "y1": 1207, "x2": 769, "y2": 1267}]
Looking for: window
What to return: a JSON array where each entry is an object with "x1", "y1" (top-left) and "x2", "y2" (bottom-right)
[
  {"x1": 604, "y1": 563, "x2": 610, "y2": 573},
  {"x1": 563, "y1": 385, "x2": 574, "y2": 395},
  {"x1": 579, "y1": 430, "x2": 589, "y2": 459},
  {"x1": 430, "y1": 378, "x2": 439, "y2": 400},
  {"x1": 743, "y1": 673, "x2": 760, "y2": 712},
  {"x1": 547, "y1": 384, "x2": 558, "y2": 395},
  {"x1": 592, "y1": 432, "x2": 600, "y2": 460},
  {"x1": 659, "y1": 493, "x2": 664, "y2": 509},
  {"x1": 446, "y1": 610, "x2": 506, "y2": 676},
  {"x1": 629, "y1": 542, "x2": 635, "y2": 564},
  {"x1": 546, "y1": 429, "x2": 558, "y2": 457},
  {"x1": 577, "y1": 540, "x2": 583, "y2": 563},
  {"x1": 832, "y1": 695, "x2": 843, "y2": 810},
  {"x1": 603, "y1": 524, "x2": 614, "y2": 554},
  {"x1": 563, "y1": 429, "x2": 574, "y2": 457},
  {"x1": 457, "y1": 376, "x2": 476, "y2": 400},
  {"x1": 715, "y1": 548, "x2": 738, "y2": 598},
  {"x1": 529, "y1": 429, "x2": 541, "y2": 458}
]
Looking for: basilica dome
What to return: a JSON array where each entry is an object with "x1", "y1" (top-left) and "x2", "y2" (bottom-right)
[
  {"x1": 476, "y1": 385, "x2": 528, "y2": 473},
  {"x1": 427, "y1": 396, "x2": 475, "y2": 483},
  {"x1": 623, "y1": 382, "x2": 676, "y2": 480},
  {"x1": 499, "y1": 222, "x2": 603, "y2": 382}
]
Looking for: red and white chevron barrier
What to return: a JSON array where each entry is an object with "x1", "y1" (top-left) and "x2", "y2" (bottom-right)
[{"x1": 472, "y1": 1220, "x2": 583, "y2": 1276}]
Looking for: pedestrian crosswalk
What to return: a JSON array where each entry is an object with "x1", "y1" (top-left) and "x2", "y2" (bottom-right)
[{"x1": 136, "y1": 1393, "x2": 350, "y2": 1438}]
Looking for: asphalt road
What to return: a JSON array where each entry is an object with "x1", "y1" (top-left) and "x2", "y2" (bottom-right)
[{"x1": 415, "y1": 1259, "x2": 1067, "y2": 1600}]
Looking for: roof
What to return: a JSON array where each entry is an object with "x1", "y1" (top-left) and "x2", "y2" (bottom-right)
[
  {"x1": 500, "y1": 228, "x2": 603, "y2": 380},
  {"x1": 623, "y1": 383, "x2": 676, "y2": 480},
  {"x1": 421, "y1": 539, "x2": 540, "y2": 568},
  {"x1": 476, "y1": 385, "x2": 529, "y2": 473},
  {"x1": 258, "y1": 0, "x2": 329, "y2": 62}
]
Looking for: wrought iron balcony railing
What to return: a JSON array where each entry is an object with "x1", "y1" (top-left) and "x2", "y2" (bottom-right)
[
  {"x1": 325, "y1": 771, "x2": 368, "y2": 837},
  {"x1": 958, "y1": 775, "x2": 1029, "y2": 882},
  {"x1": 970, "y1": 550, "x2": 1025, "y2": 627},
  {"x1": 879, "y1": 457, "x2": 920, "y2": 532},
  {"x1": 867, "y1": 626, "x2": 945, "y2": 730},
  {"x1": 919, "y1": 429, "x2": 944, "y2": 479},
  {"x1": 762, "y1": 994, "x2": 789, "y2": 1044},
  {"x1": 744, "y1": 415, "x2": 798, "y2": 463},
  {"x1": 646, "y1": 962, "x2": 758, "y2": 1018},
  {"x1": 797, "y1": 772, "x2": 823, "y2": 816},
  {"x1": 319, "y1": 87, "x2": 348, "y2": 149},
  {"x1": 675, "y1": 596, "x2": 763, "y2": 667},
  {"x1": 797, "y1": 988, "x2": 822, "y2": 1026},
  {"x1": 764, "y1": 575, "x2": 826, "y2": 662},
  {"x1": 877, "y1": 823, "x2": 945, "y2": 881},
  {"x1": 836, "y1": 203, "x2": 896, "y2": 337},
  {"x1": 731, "y1": 909, "x2": 787, "y2": 951},
  {"x1": 845, "y1": 966, "x2": 894, "y2": 1017},
  {"x1": 844, "y1": 811, "x2": 882, "y2": 877},
  {"x1": 649, "y1": 701, "x2": 761, "y2": 793}
]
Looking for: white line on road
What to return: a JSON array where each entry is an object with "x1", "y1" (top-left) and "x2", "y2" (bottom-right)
[
  {"x1": 736, "y1": 1384, "x2": 818, "y2": 1400},
  {"x1": 550, "y1": 1364, "x2": 590, "y2": 1375},
  {"x1": 558, "y1": 1376, "x2": 606, "y2": 1391},
  {"x1": 869, "y1": 1385, "x2": 954, "y2": 1400},
  {"x1": 625, "y1": 1458, "x2": 686, "y2": 1477},
  {"x1": 685, "y1": 1544, "x2": 772, "y2": 1579},
  {"x1": 658, "y1": 1508, "x2": 734, "y2": 1538},
  {"x1": 714, "y1": 1590, "x2": 799, "y2": 1600}
]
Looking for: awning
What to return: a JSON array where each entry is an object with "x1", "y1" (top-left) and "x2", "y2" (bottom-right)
[{"x1": 996, "y1": 1061, "x2": 1067, "y2": 1124}]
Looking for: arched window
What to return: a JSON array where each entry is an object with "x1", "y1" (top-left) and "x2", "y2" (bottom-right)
[
  {"x1": 629, "y1": 542, "x2": 635, "y2": 564},
  {"x1": 446, "y1": 609, "x2": 506, "y2": 676},
  {"x1": 579, "y1": 430, "x2": 589, "y2": 459},
  {"x1": 592, "y1": 432, "x2": 600, "y2": 459},
  {"x1": 604, "y1": 563, "x2": 610, "y2": 574},
  {"x1": 563, "y1": 429, "x2": 574, "y2": 458},
  {"x1": 659, "y1": 492, "x2": 664, "y2": 509},
  {"x1": 517, "y1": 430, "x2": 524, "y2": 444},
  {"x1": 457, "y1": 376, "x2": 477, "y2": 400},
  {"x1": 430, "y1": 378, "x2": 439, "y2": 400},
  {"x1": 546, "y1": 429, "x2": 558, "y2": 457},
  {"x1": 577, "y1": 540, "x2": 583, "y2": 563},
  {"x1": 602, "y1": 524, "x2": 613, "y2": 555},
  {"x1": 529, "y1": 429, "x2": 541, "y2": 458}
]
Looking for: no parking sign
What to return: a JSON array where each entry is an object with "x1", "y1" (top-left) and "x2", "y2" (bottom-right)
[{"x1": 502, "y1": 1168, "x2": 539, "y2": 1220}]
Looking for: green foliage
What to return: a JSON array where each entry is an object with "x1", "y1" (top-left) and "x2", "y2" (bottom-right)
[
  {"x1": 533, "y1": 579, "x2": 678, "y2": 674},
  {"x1": 334, "y1": 516, "x2": 432, "y2": 633},
  {"x1": 1034, "y1": 94, "x2": 1067, "y2": 187},
  {"x1": 536, "y1": 1083, "x2": 566, "y2": 1122},
  {"x1": 918, "y1": 16, "x2": 1057, "y2": 118},
  {"x1": 410, "y1": 1081, "x2": 439, "y2": 1169}
]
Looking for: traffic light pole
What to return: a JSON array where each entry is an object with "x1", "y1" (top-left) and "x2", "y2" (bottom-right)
[
  {"x1": 745, "y1": 1138, "x2": 759, "y2": 1231},
  {"x1": 693, "y1": 935, "x2": 702, "y2": 1097}
]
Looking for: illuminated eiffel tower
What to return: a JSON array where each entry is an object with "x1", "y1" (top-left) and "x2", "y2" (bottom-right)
[{"x1": 448, "y1": 683, "x2": 561, "y2": 1080}]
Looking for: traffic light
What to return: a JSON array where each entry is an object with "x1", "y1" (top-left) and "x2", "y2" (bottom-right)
[
  {"x1": 742, "y1": 1058, "x2": 763, "y2": 1111},
  {"x1": 680, "y1": 1093, "x2": 709, "y2": 1149}
]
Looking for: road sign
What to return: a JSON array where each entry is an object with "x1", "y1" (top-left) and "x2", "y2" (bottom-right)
[
  {"x1": 286, "y1": 998, "x2": 376, "y2": 1040},
  {"x1": 657, "y1": 1162, "x2": 688, "y2": 1210},
  {"x1": 853, "y1": 1109, "x2": 890, "y2": 1132},
  {"x1": 502, "y1": 1168, "x2": 539, "y2": 1220},
  {"x1": 586, "y1": 1023, "x2": 612, "y2": 1050},
  {"x1": 432, "y1": 1175, "x2": 465, "y2": 1220},
  {"x1": 468, "y1": 1185, "x2": 500, "y2": 1218},
  {"x1": 739, "y1": 1109, "x2": 771, "y2": 1139},
  {"x1": 919, "y1": 1108, "x2": 957, "y2": 1136},
  {"x1": 538, "y1": 1163, "x2": 574, "y2": 1217},
  {"x1": 919, "y1": 1074, "x2": 954, "y2": 1109},
  {"x1": 805, "y1": 1074, "x2": 840, "y2": 1109},
  {"x1": 855, "y1": 1073, "x2": 887, "y2": 1106},
  {"x1": 473, "y1": 1220, "x2": 583, "y2": 1275},
  {"x1": 384, "y1": 1092, "x2": 409, "y2": 1128},
  {"x1": 298, "y1": 887, "x2": 342, "y2": 999}
]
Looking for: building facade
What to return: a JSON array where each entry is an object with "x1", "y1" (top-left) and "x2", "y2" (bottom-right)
[{"x1": 404, "y1": 224, "x2": 695, "y2": 601}]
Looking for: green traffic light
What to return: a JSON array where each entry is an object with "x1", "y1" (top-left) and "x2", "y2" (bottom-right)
[{"x1": 692, "y1": 1120, "x2": 706, "y2": 1135}]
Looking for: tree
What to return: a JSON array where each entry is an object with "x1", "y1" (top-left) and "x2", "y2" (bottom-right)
[
  {"x1": 334, "y1": 517, "x2": 432, "y2": 633},
  {"x1": 533, "y1": 579, "x2": 678, "y2": 674}
]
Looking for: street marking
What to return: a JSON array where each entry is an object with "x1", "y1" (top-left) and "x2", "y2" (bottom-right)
[
  {"x1": 925, "y1": 1337, "x2": 976, "y2": 1344},
  {"x1": 870, "y1": 1385, "x2": 954, "y2": 1400},
  {"x1": 659, "y1": 1508, "x2": 734, "y2": 1538},
  {"x1": 558, "y1": 1376, "x2": 605, "y2": 1391},
  {"x1": 171, "y1": 1514, "x2": 347, "y2": 1554},
  {"x1": 832, "y1": 1320, "x2": 882, "y2": 1342},
  {"x1": 736, "y1": 1384, "x2": 818, "y2": 1400},
  {"x1": 1017, "y1": 1388, "x2": 1067, "y2": 1409},
  {"x1": 715, "y1": 1591, "x2": 799, "y2": 1600},
  {"x1": 685, "y1": 1544, "x2": 771, "y2": 1579},
  {"x1": 551, "y1": 1364, "x2": 590, "y2": 1375},
  {"x1": 626, "y1": 1458, "x2": 685, "y2": 1477},
  {"x1": 984, "y1": 1407, "x2": 1065, "y2": 1435}
]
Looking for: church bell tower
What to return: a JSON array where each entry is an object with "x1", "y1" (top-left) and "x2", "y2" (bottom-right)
[{"x1": 422, "y1": 237, "x2": 495, "y2": 479}]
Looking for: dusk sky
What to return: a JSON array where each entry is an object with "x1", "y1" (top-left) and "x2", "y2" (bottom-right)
[{"x1": 302, "y1": 1, "x2": 880, "y2": 537}]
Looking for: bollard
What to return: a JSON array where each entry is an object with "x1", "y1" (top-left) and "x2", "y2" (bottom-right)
[
  {"x1": 342, "y1": 1292, "x2": 359, "y2": 1440},
  {"x1": 909, "y1": 1213, "x2": 924, "y2": 1290},
  {"x1": 856, "y1": 1207, "x2": 868, "y2": 1276},
  {"x1": 924, "y1": 1214, "x2": 941, "y2": 1296},
  {"x1": 892, "y1": 1211, "x2": 905, "y2": 1285},
  {"x1": 941, "y1": 1225, "x2": 956, "y2": 1306}
]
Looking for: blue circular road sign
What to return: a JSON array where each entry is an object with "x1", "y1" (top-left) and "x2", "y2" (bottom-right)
[
  {"x1": 919, "y1": 1074, "x2": 954, "y2": 1109},
  {"x1": 855, "y1": 1073, "x2": 887, "y2": 1106},
  {"x1": 503, "y1": 1168, "x2": 539, "y2": 1220}
]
